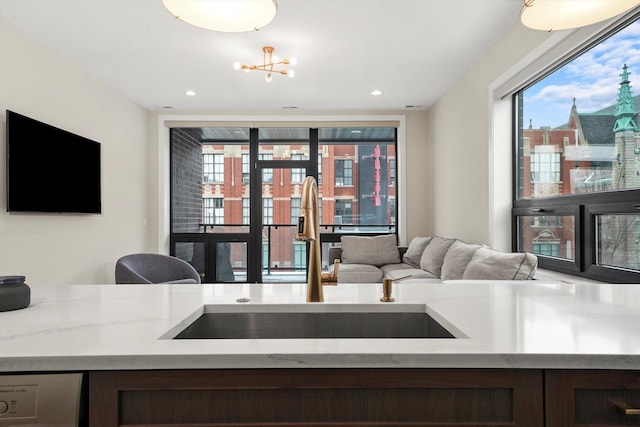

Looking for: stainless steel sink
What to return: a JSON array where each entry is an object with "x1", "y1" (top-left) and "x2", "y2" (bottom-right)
[{"x1": 167, "y1": 304, "x2": 456, "y2": 339}]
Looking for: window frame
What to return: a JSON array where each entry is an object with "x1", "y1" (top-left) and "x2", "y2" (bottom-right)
[{"x1": 511, "y1": 13, "x2": 640, "y2": 283}]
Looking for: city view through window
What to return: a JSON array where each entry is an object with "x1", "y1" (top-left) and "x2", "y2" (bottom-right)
[
  {"x1": 516, "y1": 18, "x2": 640, "y2": 276},
  {"x1": 171, "y1": 127, "x2": 397, "y2": 283}
]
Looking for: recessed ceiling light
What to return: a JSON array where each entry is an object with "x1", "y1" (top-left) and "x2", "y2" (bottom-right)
[
  {"x1": 185, "y1": 90, "x2": 196, "y2": 96},
  {"x1": 371, "y1": 90, "x2": 382, "y2": 96}
]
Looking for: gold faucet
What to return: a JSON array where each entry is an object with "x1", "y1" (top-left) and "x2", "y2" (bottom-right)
[{"x1": 295, "y1": 176, "x2": 323, "y2": 302}]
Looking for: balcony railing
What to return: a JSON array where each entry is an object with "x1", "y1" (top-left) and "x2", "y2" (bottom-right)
[{"x1": 172, "y1": 223, "x2": 396, "y2": 283}]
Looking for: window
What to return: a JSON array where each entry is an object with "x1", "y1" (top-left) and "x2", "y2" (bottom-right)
[
  {"x1": 389, "y1": 198, "x2": 396, "y2": 225},
  {"x1": 263, "y1": 197, "x2": 273, "y2": 224},
  {"x1": 293, "y1": 243, "x2": 306, "y2": 270},
  {"x1": 291, "y1": 198, "x2": 300, "y2": 224},
  {"x1": 335, "y1": 199, "x2": 353, "y2": 224},
  {"x1": 241, "y1": 153, "x2": 250, "y2": 184},
  {"x1": 530, "y1": 150, "x2": 560, "y2": 183},
  {"x1": 203, "y1": 197, "x2": 224, "y2": 225},
  {"x1": 533, "y1": 243, "x2": 559, "y2": 257},
  {"x1": 242, "y1": 198, "x2": 250, "y2": 225},
  {"x1": 291, "y1": 154, "x2": 307, "y2": 183},
  {"x1": 335, "y1": 159, "x2": 353, "y2": 186},
  {"x1": 259, "y1": 153, "x2": 273, "y2": 183},
  {"x1": 203, "y1": 154, "x2": 213, "y2": 183},
  {"x1": 203, "y1": 154, "x2": 224, "y2": 183},
  {"x1": 513, "y1": 17, "x2": 640, "y2": 282},
  {"x1": 389, "y1": 159, "x2": 396, "y2": 187},
  {"x1": 171, "y1": 126, "x2": 398, "y2": 283}
]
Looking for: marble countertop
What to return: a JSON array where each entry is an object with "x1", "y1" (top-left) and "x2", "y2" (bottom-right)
[{"x1": 2, "y1": 280, "x2": 640, "y2": 372}]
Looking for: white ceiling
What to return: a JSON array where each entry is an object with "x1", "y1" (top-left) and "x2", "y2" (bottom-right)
[{"x1": 0, "y1": 0, "x2": 524, "y2": 112}]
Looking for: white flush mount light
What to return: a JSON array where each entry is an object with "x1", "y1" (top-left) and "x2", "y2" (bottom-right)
[
  {"x1": 371, "y1": 90, "x2": 382, "y2": 96},
  {"x1": 520, "y1": 0, "x2": 640, "y2": 31},
  {"x1": 185, "y1": 90, "x2": 196, "y2": 96},
  {"x1": 162, "y1": 0, "x2": 278, "y2": 32}
]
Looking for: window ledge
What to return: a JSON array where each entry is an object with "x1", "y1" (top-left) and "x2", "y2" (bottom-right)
[{"x1": 534, "y1": 268, "x2": 607, "y2": 285}]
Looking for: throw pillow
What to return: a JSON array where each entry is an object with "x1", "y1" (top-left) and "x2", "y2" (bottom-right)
[
  {"x1": 419, "y1": 236, "x2": 456, "y2": 278},
  {"x1": 402, "y1": 236, "x2": 432, "y2": 268},
  {"x1": 462, "y1": 247, "x2": 538, "y2": 280},
  {"x1": 440, "y1": 240, "x2": 482, "y2": 280},
  {"x1": 340, "y1": 234, "x2": 400, "y2": 266}
]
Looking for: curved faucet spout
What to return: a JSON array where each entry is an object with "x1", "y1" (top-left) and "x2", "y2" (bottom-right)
[{"x1": 295, "y1": 176, "x2": 323, "y2": 302}]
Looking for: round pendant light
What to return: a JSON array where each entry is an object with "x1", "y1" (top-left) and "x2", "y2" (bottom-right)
[
  {"x1": 521, "y1": 0, "x2": 640, "y2": 32},
  {"x1": 162, "y1": 0, "x2": 278, "y2": 32}
]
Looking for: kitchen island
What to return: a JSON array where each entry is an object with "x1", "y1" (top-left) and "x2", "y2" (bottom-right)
[{"x1": 2, "y1": 280, "x2": 640, "y2": 426}]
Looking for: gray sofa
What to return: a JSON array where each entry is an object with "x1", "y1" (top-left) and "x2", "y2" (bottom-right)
[{"x1": 328, "y1": 235, "x2": 538, "y2": 283}]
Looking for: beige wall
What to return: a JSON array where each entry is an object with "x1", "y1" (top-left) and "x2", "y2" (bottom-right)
[
  {"x1": 0, "y1": 20, "x2": 153, "y2": 285},
  {"x1": 426, "y1": 22, "x2": 553, "y2": 248}
]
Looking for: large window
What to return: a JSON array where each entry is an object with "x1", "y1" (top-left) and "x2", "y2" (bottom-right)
[
  {"x1": 514, "y1": 17, "x2": 640, "y2": 282},
  {"x1": 171, "y1": 125, "x2": 398, "y2": 283}
]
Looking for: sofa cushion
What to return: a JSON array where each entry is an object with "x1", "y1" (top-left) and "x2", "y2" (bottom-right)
[
  {"x1": 341, "y1": 234, "x2": 400, "y2": 266},
  {"x1": 402, "y1": 236, "x2": 432, "y2": 268},
  {"x1": 419, "y1": 236, "x2": 456, "y2": 278},
  {"x1": 462, "y1": 248, "x2": 538, "y2": 280},
  {"x1": 337, "y1": 263, "x2": 384, "y2": 283},
  {"x1": 381, "y1": 263, "x2": 438, "y2": 280},
  {"x1": 440, "y1": 240, "x2": 482, "y2": 280}
]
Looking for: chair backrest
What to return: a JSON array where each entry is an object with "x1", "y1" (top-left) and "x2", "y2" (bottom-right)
[{"x1": 115, "y1": 253, "x2": 201, "y2": 284}]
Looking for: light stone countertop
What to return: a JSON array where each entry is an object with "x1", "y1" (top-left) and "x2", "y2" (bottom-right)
[{"x1": 2, "y1": 280, "x2": 640, "y2": 372}]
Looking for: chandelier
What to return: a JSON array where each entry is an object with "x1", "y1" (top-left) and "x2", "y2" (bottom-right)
[
  {"x1": 161, "y1": 0, "x2": 277, "y2": 32},
  {"x1": 233, "y1": 46, "x2": 296, "y2": 81},
  {"x1": 520, "y1": 0, "x2": 639, "y2": 31}
]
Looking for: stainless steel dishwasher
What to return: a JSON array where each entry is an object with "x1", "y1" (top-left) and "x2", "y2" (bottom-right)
[{"x1": 0, "y1": 373, "x2": 84, "y2": 426}]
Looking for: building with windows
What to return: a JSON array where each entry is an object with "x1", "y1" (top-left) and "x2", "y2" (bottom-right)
[{"x1": 519, "y1": 64, "x2": 640, "y2": 278}]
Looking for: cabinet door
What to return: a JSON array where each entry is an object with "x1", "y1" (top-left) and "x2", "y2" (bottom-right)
[
  {"x1": 546, "y1": 370, "x2": 640, "y2": 426},
  {"x1": 90, "y1": 368, "x2": 543, "y2": 426}
]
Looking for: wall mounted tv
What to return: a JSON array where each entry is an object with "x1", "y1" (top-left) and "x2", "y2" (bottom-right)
[{"x1": 6, "y1": 110, "x2": 102, "y2": 214}]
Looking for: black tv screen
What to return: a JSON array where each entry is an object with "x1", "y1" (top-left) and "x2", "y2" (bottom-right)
[{"x1": 6, "y1": 110, "x2": 102, "y2": 214}]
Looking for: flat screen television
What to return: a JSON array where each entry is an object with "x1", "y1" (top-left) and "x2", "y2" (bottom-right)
[{"x1": 6, "y1": 110, "x2": 102, "y2": 214}]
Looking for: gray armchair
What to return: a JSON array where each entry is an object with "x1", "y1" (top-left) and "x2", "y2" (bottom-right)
[{"x1": 115, "y1": 253, "x2": 201, "y2": 284}]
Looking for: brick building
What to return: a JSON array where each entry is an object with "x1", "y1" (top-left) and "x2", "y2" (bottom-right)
[{"x1": 521, "y1": 65, "x2": 640, "y2": 267}]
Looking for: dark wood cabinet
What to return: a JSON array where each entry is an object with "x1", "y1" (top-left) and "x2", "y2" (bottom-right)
[
  {"x1": 89, "y1": 369, "x2": 543, "y2": 426},
  {"x1": 546, "y1": 370, "x2": 640, "y2": 426}
]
